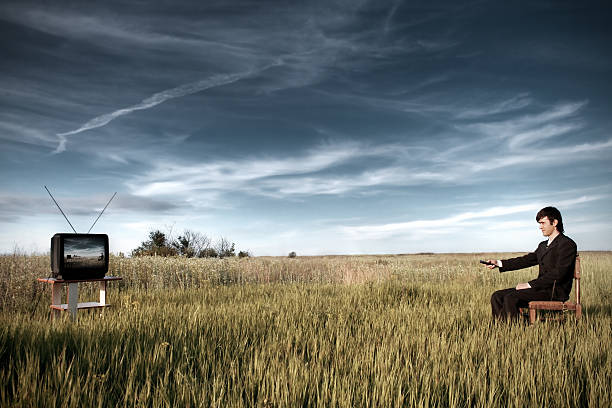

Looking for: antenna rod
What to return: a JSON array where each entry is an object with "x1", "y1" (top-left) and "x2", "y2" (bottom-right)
[
  {"x1": 87, "y1": 192, "x2": 117, "y2": 233},
  {"x1": 44, "y1": 186, "x2": 77, "y2": 233}
]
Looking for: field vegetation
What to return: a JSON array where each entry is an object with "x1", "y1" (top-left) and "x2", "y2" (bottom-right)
[{"x1": 0, "y1": 252, "x2": 610, "y2": 407}]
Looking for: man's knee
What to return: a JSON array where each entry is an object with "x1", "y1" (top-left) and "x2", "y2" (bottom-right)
[
  {"x1": 502, "y1": 293, "x2": 519, "y2": 309},
  {"x1": 491, "y1": 289, "x2": 506, "y2": 304}
]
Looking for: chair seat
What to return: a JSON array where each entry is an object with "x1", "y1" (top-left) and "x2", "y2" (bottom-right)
[{"x1": 529, "y1": 301, "x2": 577, "y2": 311}]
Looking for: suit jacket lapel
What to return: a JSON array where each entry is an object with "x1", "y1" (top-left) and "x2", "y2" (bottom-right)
[{"x1": 542, "y1": 234, "x2": 562, "y2": 257}]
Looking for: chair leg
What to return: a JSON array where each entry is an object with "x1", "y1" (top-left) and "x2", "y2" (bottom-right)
[{"x1": 529, "y1": 308, "x2": 537, "y2": 325}]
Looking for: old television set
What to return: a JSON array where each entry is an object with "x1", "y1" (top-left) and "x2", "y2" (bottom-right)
[
  {"x1": 45, "y1": 186, "x2": 116, "y2": 280},
  {"x1": 51, "y1": 233, "x2": 109, "y2": 280}
]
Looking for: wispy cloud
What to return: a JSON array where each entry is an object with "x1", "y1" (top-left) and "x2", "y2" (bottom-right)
[
  {"x1": 1, "y1": 6, "x2": 163, "y2": 46},
  {"x1": 466, "y1": 138, "x2": 612, "y2": 173},
  {"x1": 506, "y1": 122, "x2": 583, "y2": 150},
  {"x1": 0, "y1": 119, "x2": 60, "y2": 152},
  {"x1": 383, "y1": 0, "x2": 403, "y2": 35},
  {"x1": 455, "y1": 93, "x2": 532, "y2": 119},
  {"x1": 56, "y1": 61, "x2": 283, "y2": 141},
  {"x1": 458, "y1": 101, "x2": 587, "y2": 148},
  {"x1": 340, "y1": 195, "x2": 603, "y2": 240},
  {"x1": 0, "y1": 5, "x2": 254, "y2": 55},
  {"x1": 126, "y1": 140, "x2": 444, "y2": 200},
  {"x1": 127, "y1": 141, "x2": 393, "y2": 197},
  {"x1": 124, "y1": 126, "x2": 612, "y2": 202},
  {"x1": 257, "y1": 166, "x2": 461, "y2": 197}
]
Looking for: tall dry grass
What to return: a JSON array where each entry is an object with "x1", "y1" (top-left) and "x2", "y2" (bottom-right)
[{"x1": 0, "y1": 252, "x2": 610, "y2": 407}]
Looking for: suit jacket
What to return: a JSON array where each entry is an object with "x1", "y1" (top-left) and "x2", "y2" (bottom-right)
[{"x1": 500, "y1": 233, "x2": 577, "y2": 300}]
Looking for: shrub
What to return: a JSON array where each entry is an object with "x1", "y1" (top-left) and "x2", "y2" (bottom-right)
[
  {"x1": 132, "y1": 230, "x2": 177, "y2": 257},
  {"x1": 172, "y1": 230, "x2": 211, "y2": 258},
  {"x1": 199, "y1": 248, "x2": 218, "y2": 258}
]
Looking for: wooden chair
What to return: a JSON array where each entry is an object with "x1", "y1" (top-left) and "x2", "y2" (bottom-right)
[{"x1": 528, "y1": 255, "x2": 582, "y2": 324}]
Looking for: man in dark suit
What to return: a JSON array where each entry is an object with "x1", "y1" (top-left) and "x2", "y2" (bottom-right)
[{"x1": 485, "y1": 206, "x2": 577, "y2": 322}]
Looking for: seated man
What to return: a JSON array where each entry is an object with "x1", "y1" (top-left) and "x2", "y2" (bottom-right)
[{"x1": 485, "y1": 206, "x2": 577, "y2": 322}]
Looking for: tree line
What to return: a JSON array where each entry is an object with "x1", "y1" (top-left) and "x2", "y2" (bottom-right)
[{"x1": 131, "y1": 229, "x2": 250, "y2": 258}]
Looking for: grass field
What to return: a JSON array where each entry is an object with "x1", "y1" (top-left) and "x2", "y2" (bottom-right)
[{"x1": 1, "y1": 252, "x2": 610, "y2": 407}]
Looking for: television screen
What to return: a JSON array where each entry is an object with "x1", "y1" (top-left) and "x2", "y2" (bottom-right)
[
  {"x1": 51, "y1": 233, "x2": 109, "y2": 280},
  {"x1": 64, "y1": 235, "x2": 106, "y2": 270}
]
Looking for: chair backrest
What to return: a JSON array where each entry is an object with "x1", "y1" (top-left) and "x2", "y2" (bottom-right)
[{"x1": 574, "y1": 255, "x2": 581, "y2": 305}]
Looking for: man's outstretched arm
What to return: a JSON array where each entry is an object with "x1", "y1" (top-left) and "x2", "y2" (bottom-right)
[
  {"x1": 499, "y1": 250, "x2": 539, "y2": 272},
  {"x1": 484, "y1": 259, "x2": 534, "y2": 290}
]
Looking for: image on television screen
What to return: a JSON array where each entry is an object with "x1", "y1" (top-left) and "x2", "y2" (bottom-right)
[{"x1": 64, "y1": 236, "x2": 105, "y2": 269}]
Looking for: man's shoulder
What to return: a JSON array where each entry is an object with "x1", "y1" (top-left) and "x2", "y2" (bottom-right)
[
  {"x1": 537, "y1": 234, "x2": 577, "y2": 251},
  {"x1": 557, "y1": 233, "x2": 577, "y2": 248},
  {"x1": 551, "y1": 234, "x2": 578, "y2": 255}
]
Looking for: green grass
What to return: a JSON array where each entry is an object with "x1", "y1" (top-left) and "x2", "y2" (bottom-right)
[{"x1": 0, "y1": 253, "x2": 610, "y2": 407}]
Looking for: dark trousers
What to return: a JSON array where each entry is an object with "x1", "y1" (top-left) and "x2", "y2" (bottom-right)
[{"x1": 490, "y1": 287, "x2": 563, "y2": 321}]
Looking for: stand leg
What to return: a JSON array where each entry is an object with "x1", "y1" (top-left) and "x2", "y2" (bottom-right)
[
  {"x1": 68, "y1": 282, "x2": 78, "y2": 321},
  {"x1": 51, "y1": 282, "x2": 62, "y2": 320},
  {"x1": 99, "y1": 280, "x2": 107, "y2": 305}
]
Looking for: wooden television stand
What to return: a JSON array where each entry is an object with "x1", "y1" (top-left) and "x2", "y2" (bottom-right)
[{"x1": 37, "y1": 276, "x2": 122, "y2": 320}]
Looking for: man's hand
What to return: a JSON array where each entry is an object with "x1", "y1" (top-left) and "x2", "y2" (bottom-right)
[
  {"x1": 485, "y1": 259, "x2": 498, "y2": 269},
  {"x1": 515, "y1": 282, "x2": 531, "y2": 290}
]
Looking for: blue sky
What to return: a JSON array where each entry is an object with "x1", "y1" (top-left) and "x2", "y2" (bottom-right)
[{"x1": 1, "y1": 0, "x2": 611, "y2": 255}]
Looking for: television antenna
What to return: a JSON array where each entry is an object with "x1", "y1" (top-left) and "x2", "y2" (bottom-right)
[
  {"x1": 87, "y1": 192, "x2": 117, "y2": 233},
  {"x1": 44, "y1": 186, "x2": 117, "y2": 233}
]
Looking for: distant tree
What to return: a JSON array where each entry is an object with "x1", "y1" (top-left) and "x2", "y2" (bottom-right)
[
  {"x1": 238, "y1": 250, "x2": 251, "y2": 258},
  {"x1": 131, "y1": 230, "x2": 177, "y2": 257},
  {"x1": 288, "y1": 251, "x2": 297, "y2": 258},
  {"x1": 172, "y1": 230, "x2": 211, "y2": 258},
  {"x1": 131, "y1": 229, "x2": 241, "y2": 259},
  {"x1": 150, "y1": 230, "x2": 167, "y2": 248},
  {"x1": 216, "y1": 237, "x2": 235, "y2": 258},
  {"x1": 172, "y1": 235, "x2": 196, "y2": 258},
  {"x1": 199, "y1": 247, "x2": 218, "y2": 258}
]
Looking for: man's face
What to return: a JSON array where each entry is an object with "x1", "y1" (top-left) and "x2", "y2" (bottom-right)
[{"x1": 538, "y1": 216, "x2": 558, "y2": 237}]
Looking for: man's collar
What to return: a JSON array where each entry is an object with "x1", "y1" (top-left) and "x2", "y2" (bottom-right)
[{"x1": 547, "y1": 231, "x2": 561, "y2": 246}]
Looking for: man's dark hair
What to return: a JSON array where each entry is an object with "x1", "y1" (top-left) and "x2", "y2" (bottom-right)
[{"x1": 536, "y1": 206, "x2": 564, "y2": 233}]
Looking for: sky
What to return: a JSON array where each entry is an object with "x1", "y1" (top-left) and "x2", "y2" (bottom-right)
[{"x1": 1, "y1": 0, "x2": 611, "y2": 256}]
